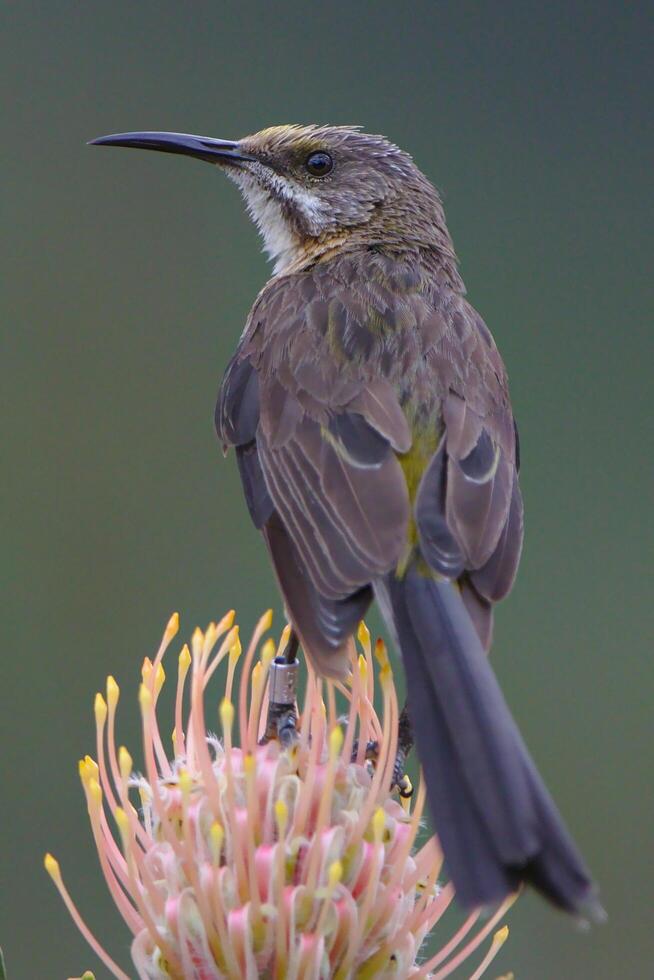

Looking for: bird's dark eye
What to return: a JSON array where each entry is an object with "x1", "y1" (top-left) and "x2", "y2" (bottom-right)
[{"x1": 305, "y1": 151, "x2": 333, "y2": 177}]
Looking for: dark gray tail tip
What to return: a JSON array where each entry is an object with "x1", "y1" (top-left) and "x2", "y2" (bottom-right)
[{"x1": 573, "y1": 891, "x2": 607, "y2": 931}]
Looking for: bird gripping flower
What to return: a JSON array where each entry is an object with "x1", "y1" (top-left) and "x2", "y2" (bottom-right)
[
  {"x1": 46, "y1": 610, "x2": 514, "y2": 979},
  {"x1": 90, "y1": 124, "x2": 601, "y2": 918}
]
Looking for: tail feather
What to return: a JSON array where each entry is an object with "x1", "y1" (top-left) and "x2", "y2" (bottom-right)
[
  {"x1": 517, "y1": 741, "x2": 602, "y2": 915},
  {"x1": 384, "y1": 568, "x2": 600, "y2": 915}
]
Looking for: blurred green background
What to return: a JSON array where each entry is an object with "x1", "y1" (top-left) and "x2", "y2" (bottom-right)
[{"x1": 2, "y1": 2, "x2": 652, "y2": 977}]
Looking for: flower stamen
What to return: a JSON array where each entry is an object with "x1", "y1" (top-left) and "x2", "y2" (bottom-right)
[{"x1": 47, "y1": 611, "x2": 514, "y2": 979}]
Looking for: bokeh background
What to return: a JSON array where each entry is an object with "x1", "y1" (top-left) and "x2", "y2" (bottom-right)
[{"x1": 2, "y1": 2, "x2": 652, "y2": 976}]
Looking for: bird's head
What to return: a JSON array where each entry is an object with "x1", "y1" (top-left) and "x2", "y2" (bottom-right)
[{"x1": 91, "y1": 124, "x2": 456, "y2": 276}]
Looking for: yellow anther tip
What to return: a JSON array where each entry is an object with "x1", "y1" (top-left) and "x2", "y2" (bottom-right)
[
  {"x1": 374, "y1": 638, "x2": 389, "y2": 668},
  {"x1": 106, "y1": 675, "x2": 120, "y2": 707},
  {"x1": 178, "y1": 644, "x2": 191, "y2": 671},
  {"x1": 280, "y1": 623, "x2": 292, "y2": 644},
  {"x1": 219, "y1": 697, "x2": 234, "y2": 730},
  {"x1": 209, "y1": 821, "x2": 224, "y2": 861},
  {"x1": 372, "y1": 807, "x2": 386, "y2": 842},
  {"x1": 229, "y1": 636, "x2": 242, "y2": 662},
  {"x1": 329, "y1": 725, "x2": 344, "y2": 759},
  {"x1": 192, "y1": 628, "x2": 204, "y2": 657},
  {"x1": 83, "y1": 756, "x2": 98, "y2": 781},
  {"x1": 494, "y1": 925, "x2": 509, "y2": 945},
  {"x1": 88, "y1": 777, "x2": 102, "y2": 807},
  {"x1": 165, "y1": 611, "x2": 180, "y2": 640},
  {"x1": 328, "y1": 860, "x2": 343, "y2": 887},
  {"x1": 261, "y1": 608, "x2": 274, "y2": 631},
  {"x1": 154, "y1": 662, "x2": 166, "y2": 694},
  {"x1": 274, "y1": 798, "x2": 288, "y2": 830},
  {"x1": 210, "y1": 820, "x2": 224, "y2": 841},
  {"x1": 261, "y1": 638, "x2": 277, "y2": 668},
  {"x1": 357, "y1": 621, "x2": 370, "y2": 647},
  {"x1": 44, "y1": 852, "x2": 61, "y2": 880},
  {"x1": 118, "y1": 746, "x2": 132, "y2": 779},
  {"x1": 94, "y1": 692, "x2": 107, "y2": 723},
  {"x1": 178, "y1": 769, "x2": 193, "y2": 797},
  {"x1": 138, "y1": 683, "x2": 152, "y2": 710},
  {"x1": 114, "y1": 806, "x2": 129, "y2": 835}
]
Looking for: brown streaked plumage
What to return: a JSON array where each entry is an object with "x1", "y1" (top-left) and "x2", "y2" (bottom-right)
[
  {"x1": 92, "y1": 123, "x2": 602, "y2": 919},
  {"x1": 221, "y1": 248, "x2": 517, "y2": 675}
]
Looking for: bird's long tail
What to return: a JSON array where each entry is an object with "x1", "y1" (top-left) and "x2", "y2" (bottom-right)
[{"x1": 383, "y1": 567, "x2": 602, "y2": 917}]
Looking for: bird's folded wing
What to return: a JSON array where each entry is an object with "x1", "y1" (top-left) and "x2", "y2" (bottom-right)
[
  {"x1": 216, "y1": 268, "x2": 416, "y2": 673},
  {"x1": 257, "y1": 411, "x2": 410, "y2": 599},
  {"x1": 217, "y1": 261, "x2": 523, "y2": 666},
  {"x1": 414, "y1": 397, "x2": 523, "y2": 600}
]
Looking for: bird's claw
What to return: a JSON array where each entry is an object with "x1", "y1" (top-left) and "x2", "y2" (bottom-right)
[{"x1": 397, "y1": 773, "x2": 414, "y2": 811}]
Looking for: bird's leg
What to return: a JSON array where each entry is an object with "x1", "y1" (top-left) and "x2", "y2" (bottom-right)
[
  {"x1": 280, "y1": 629, "x2": 300, "y2": 664},
  {"x1": 351, "y1": 700, "x2": 415, "y2": 800},
  {"x1": 393, "y1": 702, "x2": 415, "y2": 802},
  {"x1": 261, "y1": 629, "x2": 299, "y2": 747}
]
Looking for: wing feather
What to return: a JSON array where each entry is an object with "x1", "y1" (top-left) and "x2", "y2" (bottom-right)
[
  {"x1": 258, "y1": 417, "x2": 409, "y2": 597},
  {"x1": 263, "y1": 512, "x2": 372, "y2": 678},
  {"x1": 217, "y1": 253, "x2": 523, "y2": 672}
]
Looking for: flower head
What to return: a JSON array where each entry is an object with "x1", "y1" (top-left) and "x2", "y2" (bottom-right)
[{"x1": 46, "y1": 610, "x2": 513, "y2": 979}]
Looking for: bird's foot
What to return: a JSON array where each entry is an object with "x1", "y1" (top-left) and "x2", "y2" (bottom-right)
[
  {"x1": 261, "y1": 702, "x2": 299, "y2": 747},
  {"x1": 350, "y1": 701, "x2": 415, "y2": 805},
  {"x1": 349, "y1": 738, "x2": 382, "y2": 763}
]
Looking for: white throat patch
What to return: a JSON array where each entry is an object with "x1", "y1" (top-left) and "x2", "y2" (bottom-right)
[{"x1": 228, "y1": 168, "x2": 327, "y2": 275}]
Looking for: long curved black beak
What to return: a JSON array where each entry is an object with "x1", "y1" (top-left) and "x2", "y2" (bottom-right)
[{"x1": 88, "y1": 131, "x2": 255, "y2": 166}]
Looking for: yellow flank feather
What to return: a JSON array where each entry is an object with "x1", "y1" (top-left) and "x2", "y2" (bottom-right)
[{"x1": 396, "y1": 426, "x2": 440, "y2": 577}]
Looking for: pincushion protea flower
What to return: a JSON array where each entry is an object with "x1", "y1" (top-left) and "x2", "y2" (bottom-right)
[{"x1": 45, "y1": 610, "x2": 515, "y2": 979}]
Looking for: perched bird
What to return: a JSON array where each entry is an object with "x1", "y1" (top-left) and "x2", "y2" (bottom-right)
[{"x1": 91, "y1": 125, "x2": 601, "y2": 917}]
